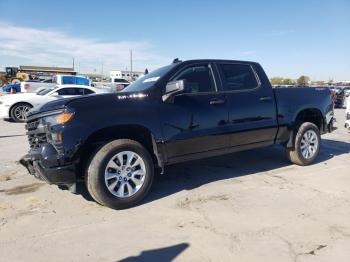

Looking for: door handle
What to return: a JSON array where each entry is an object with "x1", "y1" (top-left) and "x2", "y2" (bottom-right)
[
  {"x1": 260, "y1": 96, "x2": 272, "y2": 101},
  {"x1": 210, "y1": 99, "x2": 225, "y2": 105}
]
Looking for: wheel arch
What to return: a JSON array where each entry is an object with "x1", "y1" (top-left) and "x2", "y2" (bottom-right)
[
  {"x1": 9, "y1": 101, "x2": 33, "y2": 119},
  {"x1": 78, "y1": 124, "x2": 163, "y2": 177},
  {"x1": 286, "y1": 107, "x2": 324, "y2": 148},
  {"x1": 293, "y1": 107, "x2": 324, "y2": 131}
]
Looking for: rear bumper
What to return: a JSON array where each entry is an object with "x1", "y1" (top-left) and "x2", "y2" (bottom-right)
[{"x1": 20, "y1": 154, "x2": 76, "y2": 185}]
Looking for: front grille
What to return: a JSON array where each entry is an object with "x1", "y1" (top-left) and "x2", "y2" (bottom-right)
[
  {"x1": 26, "y1": 119, "x2": 40, "y2": 131},
  {"x1": 28, "y1": 133, "x2": 47, "y2": 149},
  {"x1": 26, "y1": 119, "x2": 47, "y2": 149}
]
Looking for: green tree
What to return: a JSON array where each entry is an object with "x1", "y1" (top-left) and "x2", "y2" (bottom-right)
[
  {"x1": 270, "y1": 77, "x2": 284, "y2": 85},
  {"x1": 297, "y1": 75, "x2": 310, "y2": 86},
  {"x1": 282, "y1": 78, "x2": 295, "y2": 85}
]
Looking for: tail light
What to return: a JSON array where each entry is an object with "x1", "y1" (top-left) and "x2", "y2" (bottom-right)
[{"x1": 24, "y1": 83, "x2": 30, "y2": 90}]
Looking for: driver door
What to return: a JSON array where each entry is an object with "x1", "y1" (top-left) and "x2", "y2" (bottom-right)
[{"x1": 161, "y1": 63, "x2": 229, "y2": 161}]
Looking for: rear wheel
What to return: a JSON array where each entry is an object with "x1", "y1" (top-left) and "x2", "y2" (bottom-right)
[
  {"x1": 10, "y1": 103, "x2": 32, "y2": 122},
  {"x1": 85, "y1": 139, "x2": 154, "y2": 209},
  {"x1": 286, "y1": 122, "x2": 321, "y2": 165}
]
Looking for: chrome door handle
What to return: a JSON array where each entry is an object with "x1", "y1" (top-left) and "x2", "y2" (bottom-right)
[
  {"x1": 210, "y1": 99, "x2": 225, "y2": 105},
  {"x1": 260, "y1": 96, "x2": 272, "y2": 101}
]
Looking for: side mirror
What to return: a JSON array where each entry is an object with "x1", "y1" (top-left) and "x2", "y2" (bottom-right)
[
  {"x1": 162, "y1": 79, "x2": 186, "y2": 102},
  {"x1": 50, "y1": 92, "x2": 59, "y2": 97}
]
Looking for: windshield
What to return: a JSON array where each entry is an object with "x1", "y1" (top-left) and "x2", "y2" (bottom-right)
[
  {"x1": 37, "y1": 87, "x2": 54, "y2": 95},
  {"x1": 122, "y1": 64, "x2": 175, "y2": 92}
]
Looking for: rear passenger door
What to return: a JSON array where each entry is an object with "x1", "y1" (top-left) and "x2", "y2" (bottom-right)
[{"x1": 216, "y1": 62, "x2": 278, "y2": 147}]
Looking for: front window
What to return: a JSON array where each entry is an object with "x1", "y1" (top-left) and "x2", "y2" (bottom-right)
[
  {"x1": 122, "y1": 64, "x2": 176, "y2": 92},
  {"x1": 172, "y1": 65, "x2": 216, "y2": 93},
  {"x1": 38, "y1": 87, "x2": 55, "y2": 95}
]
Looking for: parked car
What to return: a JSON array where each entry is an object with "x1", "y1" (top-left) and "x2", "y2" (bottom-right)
[
  {"x1": 333, "y1": 87, "x2": 347, "y2": 108},
  {"x1": 20, "y1": 59, "x2": 334, "y2": 209},
  {"x1": 344, "y1": 87, "x2": 350, "y2": 98},
  {"x1": 111, "y1": 78, "x2": 130, "y2": 91},
  {"x1": 20, "y1": 75, "x2": 91, "y2": 93},
  {"x1": 345, "y1": 96, "x2": 350, "y2": 129},
  {"x1": 0, "y1": 85, "x2": 106, "y2": 122}
]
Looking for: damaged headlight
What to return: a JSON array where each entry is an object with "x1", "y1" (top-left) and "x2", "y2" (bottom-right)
[{"x1": 43, "y1": 111, "x2": 74, "y2": 126}]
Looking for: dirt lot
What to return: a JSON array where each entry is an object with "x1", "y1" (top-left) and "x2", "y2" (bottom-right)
[{"x1": 0, "y1": 109, "x2": 349, "y2": 262}]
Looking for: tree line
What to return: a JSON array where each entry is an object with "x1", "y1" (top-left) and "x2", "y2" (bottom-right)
[{"x1": 270, "y1": 76, "x2": 311, "y2": 86}]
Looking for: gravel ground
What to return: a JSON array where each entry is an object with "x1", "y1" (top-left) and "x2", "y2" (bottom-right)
[{"x1": 0, "y1": 109, "x2": 349, "y2": 262}]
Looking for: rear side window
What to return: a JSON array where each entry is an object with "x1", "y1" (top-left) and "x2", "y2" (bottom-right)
[
  {"x1": 57, "y1": 88, "x2": 79, "y2": 96},
  {"x1": 78, "y1": 88, "x2": 95, "y2": 95},
  {"x1": 218, "y1": 64, "x2": 259, "y2": 91}
]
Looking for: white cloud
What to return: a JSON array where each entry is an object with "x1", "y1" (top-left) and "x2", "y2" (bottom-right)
[
  {"x1": 0, "y1": 22, "x2": 169, "y2": 74},
  {"x1": 239, "y1": 50, "x2": 257, "y2": 56},
  {"x1": 268, "y1": 29, "x2": 295, "y2": 37}
]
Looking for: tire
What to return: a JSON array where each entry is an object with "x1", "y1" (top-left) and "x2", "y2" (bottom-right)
[
  {"x1": 286, "y1": 122, "x2": 321, "y2": 166},
  {"x1": 10, "y1": 103, "x2": 33, "y2": 122},
  {"x1": 85, "y1": 139, "x2": 154, "y2": 209}
]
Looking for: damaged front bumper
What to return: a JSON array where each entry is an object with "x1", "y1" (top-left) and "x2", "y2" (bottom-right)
[{"x1": 20, "y1": 153, "x2": 77, "y2": 192}]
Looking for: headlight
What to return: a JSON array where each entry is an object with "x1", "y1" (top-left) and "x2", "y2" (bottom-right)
[{"x1": 43, "y1": 111, "x2": 74, "y2": 125}]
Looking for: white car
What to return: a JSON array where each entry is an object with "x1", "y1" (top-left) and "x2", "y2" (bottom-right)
[{"x1": 0, "y1": 85, "x2": 106, "y2": 122}]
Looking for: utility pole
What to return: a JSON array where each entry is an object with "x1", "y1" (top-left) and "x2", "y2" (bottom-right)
[
  {"x1": 130, "y1": 49, "x2": 133, "y2": 81},
  {"x1": 72, "y1": 57, "x2": 75, "y2": 70},
  {"x1": 101, "y1": 61, "x2": 104, "y2": 77}
]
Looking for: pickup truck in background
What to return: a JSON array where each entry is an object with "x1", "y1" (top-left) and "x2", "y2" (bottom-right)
[
  {"x1": 21, "y1": 75, "x2": 90, "y2": 93},
  {"x1": 21, "y1": 59, "x2": 334, "y2": 209}
]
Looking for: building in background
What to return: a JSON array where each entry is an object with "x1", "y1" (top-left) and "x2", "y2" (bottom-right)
[
  {"x1": 19, "y1": 66, "x2": 76, "y2": 77},
  {"x1": 110, "y1": 70, "x2": 144, "y2": 82}
]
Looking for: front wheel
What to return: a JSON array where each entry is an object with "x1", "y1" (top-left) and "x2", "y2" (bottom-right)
[
  {"x1": 85, "y1": 139, "x2": 154, "y2": 209},
  {"x1": 10, "y1": 103, "x2": 32, "y2": 122},
  {"x1": 286, "y1": 122, "x2": 321, "y2": 166}
]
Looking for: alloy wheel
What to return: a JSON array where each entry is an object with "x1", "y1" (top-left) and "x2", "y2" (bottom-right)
[
  {"x1": 300, "y1": 130, "x2": 319, "y2": 159},
  {"x1": 104, "y1": 151, "x2": 146, "y2": 198}
]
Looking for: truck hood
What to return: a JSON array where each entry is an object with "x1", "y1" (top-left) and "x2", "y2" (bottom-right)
[{"x1": 29, "y1": 92, "x2": 150, "y2": 116}]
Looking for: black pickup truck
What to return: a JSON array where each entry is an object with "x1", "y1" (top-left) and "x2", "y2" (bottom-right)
[{"x1": 21, "y1": 59, "x2": 334, "y2": 209}]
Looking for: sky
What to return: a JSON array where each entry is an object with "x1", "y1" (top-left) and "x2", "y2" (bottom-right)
[{"x1": 0, "y1": 0, "x2": 349, "y2": 80}]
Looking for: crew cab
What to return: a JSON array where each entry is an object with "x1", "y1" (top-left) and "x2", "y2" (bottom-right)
[{"x1": 20, "y1": 59, "x2": 334, "y2": 209}]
